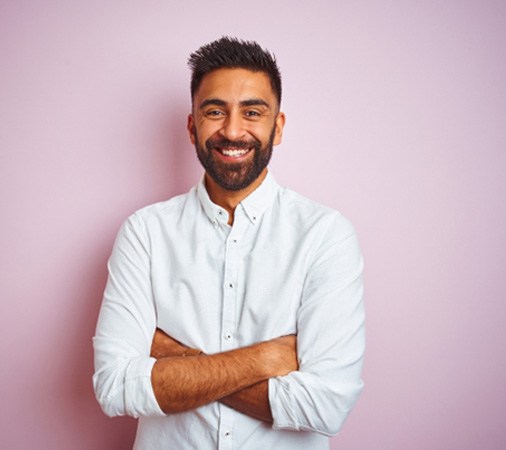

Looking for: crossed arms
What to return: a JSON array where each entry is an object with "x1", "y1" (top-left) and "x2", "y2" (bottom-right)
[
  {"x1": 149, "y1": 329, "x2": 297, "y2": 422},
  {"x1": 93, "y1": 213, "x2": 365, "y2": 435}
]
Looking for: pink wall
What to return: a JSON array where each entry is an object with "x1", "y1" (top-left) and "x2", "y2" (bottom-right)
[{"x1": 1, "y1": 1, "x2": 505, "y2": 448}]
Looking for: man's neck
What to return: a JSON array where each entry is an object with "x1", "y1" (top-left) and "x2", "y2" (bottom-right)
[{"x1": 205, "y1": 170, "x2": 268, "y2": 225}]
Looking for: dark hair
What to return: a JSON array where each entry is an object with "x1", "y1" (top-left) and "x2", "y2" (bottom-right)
[{"x1": 188, "y1": 37, "x2": 282, "y2": 105}]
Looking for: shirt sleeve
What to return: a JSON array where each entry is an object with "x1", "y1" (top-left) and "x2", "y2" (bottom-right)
[
  {"x1": 92, "y1": 215, "x2": 165, "y2": 418},
  {"x1": 268, "y1": 214, "x2": 365, "y2": 436}
]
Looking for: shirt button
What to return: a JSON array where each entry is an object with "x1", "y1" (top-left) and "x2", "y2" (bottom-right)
[
  {"x1": 229, "y1": 282, "x2": 234, "y2": 288},
  {"x1": 218, "y1": 211, "x2": 223, "y2": 215},
  {"x1": 225, "y1": 333, "x2": 232, "y2": 340},
  {"x1": 224, "y1": 431, "x2": 231, "y2": 437}
]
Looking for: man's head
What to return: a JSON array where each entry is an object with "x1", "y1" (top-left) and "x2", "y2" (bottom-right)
[
  {"x1": 187, "y1": 38, "x2": 285, "y2": 193},
  {"x1": 188, "y1": 36, "x2": 282, "y2": 107}
]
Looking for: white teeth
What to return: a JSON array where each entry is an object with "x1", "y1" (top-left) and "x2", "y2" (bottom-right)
[{"x1": 221, "y1": 148, "x2": 249, "y2": 157}]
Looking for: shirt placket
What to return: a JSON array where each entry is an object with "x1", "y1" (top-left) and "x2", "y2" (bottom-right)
[{"x1": 217, "y1": 210, "x2": 247, "y2": 450}]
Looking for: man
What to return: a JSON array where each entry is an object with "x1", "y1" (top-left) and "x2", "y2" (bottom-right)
[{"x1": 93, "y1": 37, "x2": 365, "y2": 449}]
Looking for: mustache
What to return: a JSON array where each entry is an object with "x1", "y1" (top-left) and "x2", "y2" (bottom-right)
[{"x1": 205, "y1": 137, "x2": 261, "y2": 151}]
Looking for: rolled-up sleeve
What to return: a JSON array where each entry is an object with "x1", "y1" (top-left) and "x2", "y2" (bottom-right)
[
  {"x1": 269, "y1": 215, "x2": 365, "y2": 436},
  {"x1": 93, "y1": 215, "x2": 165, "y2": 418}
]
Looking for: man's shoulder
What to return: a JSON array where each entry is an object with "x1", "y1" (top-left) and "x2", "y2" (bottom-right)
[
  {"x1": 280, "y1": 188, "x2": 347, "y2": 221},
  {"x1": 125, "y1": 186, "x2": 197, "y2": 228},
  {"x1": 279, "y1": 187, "x2": 354, "y2": 234},
  {"x1": 280, "y1": 187, "x2": 334, "y2": 214}
]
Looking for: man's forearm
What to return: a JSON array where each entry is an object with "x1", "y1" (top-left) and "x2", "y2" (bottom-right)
[
  {"x1": 150, "y1": 329, "x2": 277, "y2": 420},
  {"x1": 221, "y1": 380, "x2": 272, "y2": 422},
  {"x1": 151, "y1": 336, "x2": 296, "y2": 415}
]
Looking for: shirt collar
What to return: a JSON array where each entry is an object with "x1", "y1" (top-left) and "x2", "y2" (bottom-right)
[{"x1": 197, "y1": 171, "x2": 279, "y2": 225}]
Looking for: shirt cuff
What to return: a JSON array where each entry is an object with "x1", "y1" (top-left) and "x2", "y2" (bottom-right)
[
  {"x1": 125, "y1": 356, "x2": 166, "y2": 418},
  {"x1": 268, "y1": 376, "x2": 299, "y2": 431}
]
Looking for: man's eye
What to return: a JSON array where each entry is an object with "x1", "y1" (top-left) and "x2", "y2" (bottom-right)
[
  {"x1": 245, "y1": 110, "x2": 261, "y2": 117},
  {"x1": 206, "y1": 110, "x2": 224, "y2": 117}
]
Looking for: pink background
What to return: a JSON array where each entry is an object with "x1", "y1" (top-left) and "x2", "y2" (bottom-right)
[{"x1": 1, "y1": 1, "x2": 505, "y2": 449}]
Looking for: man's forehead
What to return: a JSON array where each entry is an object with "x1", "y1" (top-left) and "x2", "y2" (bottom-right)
[{"x1": 193, "y1": 68, "x2": 276, "y2": 104}]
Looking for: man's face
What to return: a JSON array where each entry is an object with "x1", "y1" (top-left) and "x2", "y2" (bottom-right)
[{"x1": 188, "y1": 68, "x2": 285, "y2": 192}]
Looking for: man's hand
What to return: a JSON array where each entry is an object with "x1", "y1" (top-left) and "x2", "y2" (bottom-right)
[
  {"x1": 220, "y1": 334, "x2": 297, "y2": 422},
  {"x1": 261, "y1": 334, "x2": 298, "y2": 376},
  {"x1": 149, "y1": 328, "x2": 298, "y2": 421},
  {"x1": 150, "y1": 329, "x2": 202, "y2": 359}
]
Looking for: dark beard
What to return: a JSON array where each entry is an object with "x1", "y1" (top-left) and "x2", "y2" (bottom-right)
[{"x1": 194, "y1": 127, "x2": 275, "y2": 191}]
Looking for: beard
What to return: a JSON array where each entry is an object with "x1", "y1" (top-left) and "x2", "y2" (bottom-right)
[{"x1": 193, "y1": 126, "x2": 276, "y2": 191}]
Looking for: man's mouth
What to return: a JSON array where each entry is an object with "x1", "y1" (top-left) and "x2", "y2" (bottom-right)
[
  {"x1": 206, "y1": 138, "x2": 259, "y2": 160},
  {"x1": 217, "y1": 147, "x2": 252, "y2": 158}
]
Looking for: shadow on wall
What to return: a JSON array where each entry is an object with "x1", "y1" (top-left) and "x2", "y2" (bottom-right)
[
  {"x1": 138, "y1": 94, "x2": 200, "y2": 202},
  {"x1": 165, "y1": 99, "x2": 202, "y2": 196},
  {"x1": 52, "y1": 98, "x2": 197, "y2": 449}
]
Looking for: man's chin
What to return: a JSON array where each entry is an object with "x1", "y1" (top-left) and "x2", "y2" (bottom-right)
[
  {"x1": 207, "y1": 167, "x2": 261, "y2": 192},
  {"x1": 210, "y1": 176, "x2": 254, "y2": 192}
]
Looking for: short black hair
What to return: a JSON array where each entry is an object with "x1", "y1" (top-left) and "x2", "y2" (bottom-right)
[{"x1": 188, "y1": 36, "x2": 282, "y2": 105}]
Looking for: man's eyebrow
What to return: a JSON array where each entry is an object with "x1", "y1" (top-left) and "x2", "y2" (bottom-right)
[
  {"x1": 240, "y1": 98, "x2": 270, "y2": 108},
  {"x1": 199, "y1": 98, "x2": 227, "y2": 109},
  {"x1": 198, "y1": 98, "x2": 271, "y2": 109}
]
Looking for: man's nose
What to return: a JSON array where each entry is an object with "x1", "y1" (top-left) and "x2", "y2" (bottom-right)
[{"x1": 219, "y1": 112, "x2": 246, "y2": 141}]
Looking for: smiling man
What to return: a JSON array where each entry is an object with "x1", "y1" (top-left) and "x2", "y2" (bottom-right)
[
  {"x1": 191, "y1": 67, "x2": 283, "y2": 192},
  {"x1": 93, "y1": 37, "x2": 365, "y2": 450}
]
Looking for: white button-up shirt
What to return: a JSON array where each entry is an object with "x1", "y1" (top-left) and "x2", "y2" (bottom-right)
[{"x1": 93, "y1": 172, "x2": 365, "y2": 450}]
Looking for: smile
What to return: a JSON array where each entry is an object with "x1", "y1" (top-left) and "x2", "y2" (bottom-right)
[{"x1": 215, "y1": 147, "x2": 252, "y2": 158}]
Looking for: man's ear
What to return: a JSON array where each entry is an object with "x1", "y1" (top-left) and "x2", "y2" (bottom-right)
[
  {"x1": 187, "y1": 114, "x2": 196, "y2": 145},
  {"x1": 273, "y1": 112, "x2": 286, "y2": 146}
]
